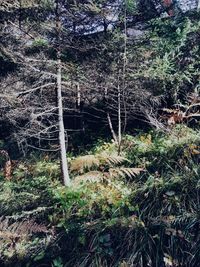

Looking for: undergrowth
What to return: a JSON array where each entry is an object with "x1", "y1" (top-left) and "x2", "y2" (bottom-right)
[{"x1": 0, "y1": 125, "x2": 199, "y2": 266}]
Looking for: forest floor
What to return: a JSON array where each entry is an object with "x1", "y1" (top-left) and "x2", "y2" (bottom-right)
[{"x1": 0, "y1": 125, "x2": 200, "y2": 267}]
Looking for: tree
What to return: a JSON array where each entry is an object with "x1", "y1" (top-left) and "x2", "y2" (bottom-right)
[
  {"x1": 1, "y1": 0, "x2": 127, "y2": 183},
  {"x1": 55, "y1": 0, "x2": 70, "y2": 186},
  {"x1": 1, "y1": 0, "x2": 199, "y2": 175},
  {"x1": 0, "y1": 0, "x2": 73, "y2": 185}
]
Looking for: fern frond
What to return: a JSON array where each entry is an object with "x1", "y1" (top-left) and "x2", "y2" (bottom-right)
[
  {"x1": 109, "y1": 167, "x2": 144, "y2": 179},
  {"x1": 101, "y1": 155, "x2": 130, "y2": 166},
  {"x1": 70, "y1": 155, "x2": 100, "y2": 174},
  {"x1": 0, "y1": 217, "x2": 48, "y2": 241},
  {"x1": 70, "y1": 154, "x2": 129, "y2": 174}
]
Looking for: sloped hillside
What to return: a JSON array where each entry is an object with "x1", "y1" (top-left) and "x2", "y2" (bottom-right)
[{"x1": 0, "y1": 125, "x2": 199, "y2": 266}]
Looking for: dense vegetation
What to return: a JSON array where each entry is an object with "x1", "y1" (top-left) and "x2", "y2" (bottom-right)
[
  {"x1": 0, "y1": 125, "x2": 199, "y2": 266},
  {"x1": 0, "y1": 0, "x2": 200, "y2": 266}
]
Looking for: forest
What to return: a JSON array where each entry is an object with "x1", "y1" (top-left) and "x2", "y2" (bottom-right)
[{"x1": 0, "y1": 0, "x2": 200, "y2": 266}]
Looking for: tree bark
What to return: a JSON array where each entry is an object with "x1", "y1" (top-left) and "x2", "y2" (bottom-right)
[
  {"x1": 122, "y1": 1, "x2": 127, "y2": 134},
  {"x1": 117, "y1": 73, "x2": 122, "y2": 155},
  {"x1": 56, "y1": 0, "x2": 70, "y2": 186},
  {"x1": 57, "y1": 58, "x2": 70, "y2": 186},
  {"x1": 107, "y1": 112, "x2": 118, "y2": 143}
]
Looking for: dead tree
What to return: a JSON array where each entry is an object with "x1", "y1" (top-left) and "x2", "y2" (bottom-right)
[{"x1": 55, "y1": 0, "x2": 70, "y2": 186}]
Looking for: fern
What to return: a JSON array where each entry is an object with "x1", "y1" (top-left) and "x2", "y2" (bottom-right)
[
  {"x1": 109, "y1": 167, "x2": 144, "y2": 179},
  {"x1": 0, "y1": 217, "x2": 54, "y2": 263},
  {"x1": 0, "y1": 217, "x2": 48, "y2": 242},
  {"x1": 70, "y1": 154, "x2": 129, "y2": 174},
  {"x1": 100, "y1": 156, "x2": 130, "y2": 166},
  {"x1": 70, "y1": 153, "x2": 143, "y2": 183},
  {"x1": 70, "y1": 155, "x2": 100, "y2": 174}
]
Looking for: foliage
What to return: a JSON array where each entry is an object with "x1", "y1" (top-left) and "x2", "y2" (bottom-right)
[
  {"x1": 161, "y1": 92, "x2": 200, "y2": 125},
  {"x1": 69, "y1": 151, "x2": 143, "y2": 184},
  {"x1": 125, "y1": 125, "x2": 200, "y2": 172},
  {"x1": 46, "y1": 126, "x2": 199, "y2": 266},
  {"x1": 0, "y1": 125, "x2": 200, "y2": 266},
  {"x1": 0, "y1": 216, "x2": 49, "y2": 261},
  {"x1": 133, "y1": 16, "x2": 200, "y2": 102},
  {"x1": 52, "y1": 257, "x2": 64, "y2": 267},
  {"x1": 54, "y1": 180, "x2": 134, "y2": 222},
  {"x1": 0, "y1": 175, "x2": 56, "y2": 265},
  {"x1": 1, "y1": 2, "x2": 200, "y2": 266}
]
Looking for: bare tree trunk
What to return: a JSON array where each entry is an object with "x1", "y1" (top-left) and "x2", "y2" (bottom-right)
[
  {"x1": 57, "y1": 59, "x2": 70, "y2": 186},
  {"x1": 56, "y1": 0, "x2": 70, "y2": 186},
  {"x1": 107, "y1": 112, "x2": 118, "y2": 143},
  {"x1": 104, "y1": 87, "x2": 118, "y2": 143},
  {"x1": 117, "y1": 74, "x2": 122, "y2": 155},
  {"x1": 122, "y1": 1, "x2": 127, "y2": 134}
]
